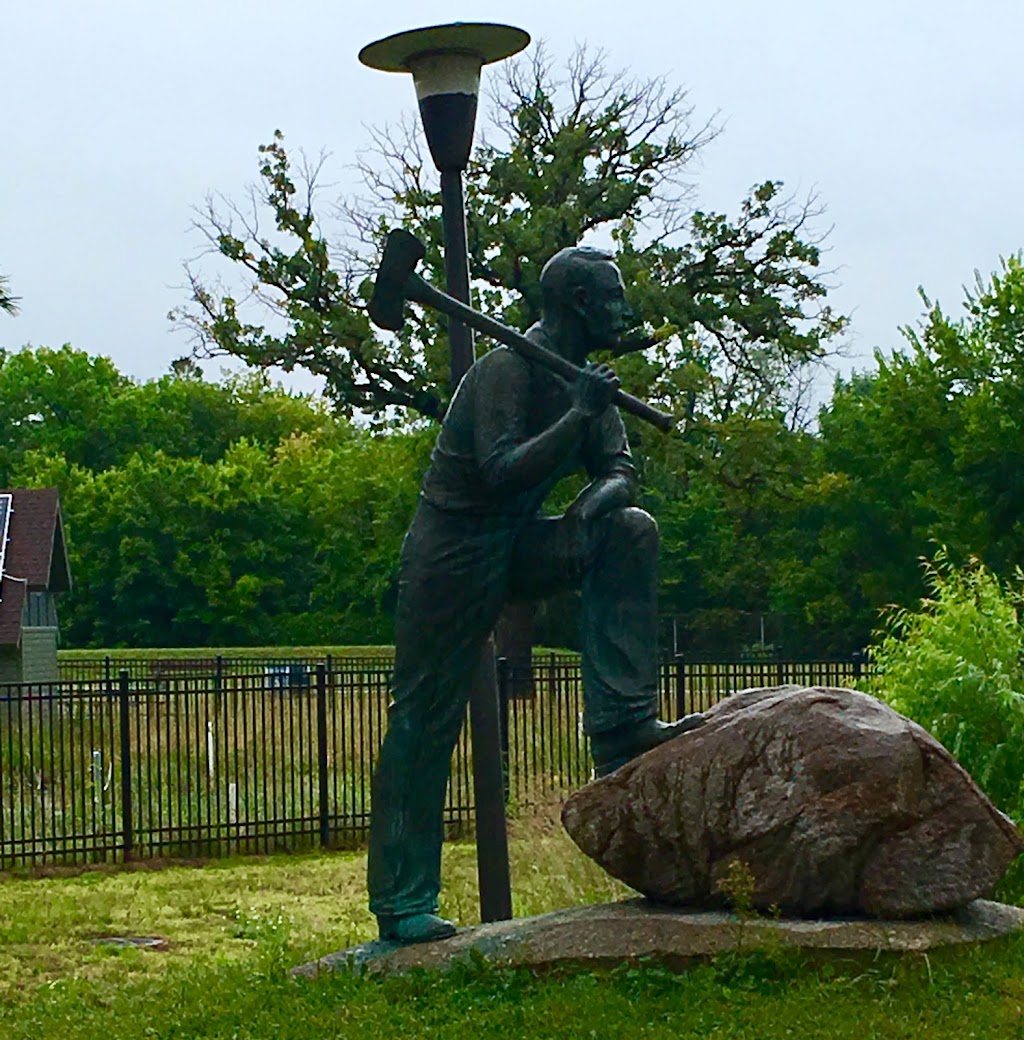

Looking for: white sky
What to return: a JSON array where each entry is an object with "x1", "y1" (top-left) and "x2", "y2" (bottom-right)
[{"x1": 3, "y1": 1, "x2": 1022, "y2": 394}]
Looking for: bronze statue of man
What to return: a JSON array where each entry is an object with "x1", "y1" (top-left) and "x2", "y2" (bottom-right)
[{"x1": 367, "y1": 245, "x2": 703, "y2": 944}]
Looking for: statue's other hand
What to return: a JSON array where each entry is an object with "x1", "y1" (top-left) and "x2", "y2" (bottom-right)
[{"x1": 571, "y1": 362, "x2": 620, "y2": 417}]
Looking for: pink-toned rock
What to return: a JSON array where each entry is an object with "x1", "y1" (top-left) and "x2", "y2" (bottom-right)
[{"x1": 562, "y1": 686, "x2": 1024, "y2": 917}]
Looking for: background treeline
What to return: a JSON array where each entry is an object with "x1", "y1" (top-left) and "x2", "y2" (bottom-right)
[
  {"x1": 0, "y1": 346, "x2": 429, "y2": 648},
  {"x1": 3, "y1": 254, "x2": 1022, "y2": 655}
]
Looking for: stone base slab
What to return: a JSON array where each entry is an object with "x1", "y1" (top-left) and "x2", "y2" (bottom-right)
[{"x1": 292, "y1": 898, "x2": 1024, "y2": 978}]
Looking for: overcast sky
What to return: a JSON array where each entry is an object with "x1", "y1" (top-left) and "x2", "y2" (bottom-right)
[{"x1": 3, "y1": 1, "x2": 1022, "y2": 395}]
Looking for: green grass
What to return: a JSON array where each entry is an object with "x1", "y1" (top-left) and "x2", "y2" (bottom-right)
[
  {"x1": 8, "y1": 942, "x2": 1024, "y2": 1040},
  {"x1": 2, "y1": 817, "x2": 1024, "y2": 1038}
]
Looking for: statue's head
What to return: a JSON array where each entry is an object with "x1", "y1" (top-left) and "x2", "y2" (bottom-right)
[{"x1": 539, "y1": 247, "x2": 633, "y2": 357}]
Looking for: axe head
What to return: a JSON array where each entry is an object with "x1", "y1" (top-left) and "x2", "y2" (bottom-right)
[{"x1": 368, "y1": 229, "x2": 427, "y2": 331}]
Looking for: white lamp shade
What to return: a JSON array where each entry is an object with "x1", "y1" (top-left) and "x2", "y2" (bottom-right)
[{"x1": 408, "y1": 51, "x2": 483, "y2": 101}]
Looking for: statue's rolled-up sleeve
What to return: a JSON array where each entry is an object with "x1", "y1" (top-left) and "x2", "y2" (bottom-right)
[{"x1": 583, "y1": 407, "x2": 637, "y2": 487}]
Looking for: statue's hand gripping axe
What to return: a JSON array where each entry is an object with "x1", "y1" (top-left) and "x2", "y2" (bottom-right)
[{"x1": 368, "y1": 229, "x2": 676, "y2": 432}]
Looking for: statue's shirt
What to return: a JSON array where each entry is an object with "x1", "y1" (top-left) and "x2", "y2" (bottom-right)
[{"x1": 420, "y1": 340, "x2": 634, "y2": 519}]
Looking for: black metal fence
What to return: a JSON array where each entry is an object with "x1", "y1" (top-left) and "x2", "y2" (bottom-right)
[{"x1": 0, "y1": 653, "x2": 867, "y2": 869}]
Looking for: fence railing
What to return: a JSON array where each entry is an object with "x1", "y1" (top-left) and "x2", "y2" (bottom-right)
[{"x1": 1, "y1": 653, "x2": 867, "y2": 869}]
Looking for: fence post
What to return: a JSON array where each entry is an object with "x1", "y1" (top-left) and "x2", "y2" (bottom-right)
[
  {"x1": 674, "y1": 654, "x2": 686, "y2": 718},
  {"x1": 214, "y1": 654, "x2": 224, "y2": 717},
  {"x1": 852, "y1": 649, "x2": 864, "y2": 682},
  {"x1": 316, "y1": 663, "x2": 330, "y2": 848},
  {"x1": 104, "y1": 655, "x2": 111, "y2": 686},
  {"x1": 118, "y1": 669, "x2": 133, "y2": 861},
  {"x1": 496, "y1": 656, "x2": 511, "y2": 804}
]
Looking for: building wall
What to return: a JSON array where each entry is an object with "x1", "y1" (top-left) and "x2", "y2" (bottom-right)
[
  {"x1": 14, "y1": 590, "x2": 61, "y2": 684},
  {"x1": 0, "y1": 646, "x2": 21, "y2": 684},
  {"x1": 20, "y1": 627, "x2": 59, "y2": 684},
  {"x1": 24, "y1": 590, "x2": 59, "y2": 628}
]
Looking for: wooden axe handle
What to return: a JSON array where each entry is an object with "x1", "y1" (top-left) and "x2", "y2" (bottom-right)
[{"x1": 411, "y1": 275, "x2": 676, "y2": 433}]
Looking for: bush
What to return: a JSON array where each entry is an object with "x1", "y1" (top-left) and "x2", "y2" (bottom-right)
[{"x1": 866, "y1": 553, "x2": 1024, "y2": 820}]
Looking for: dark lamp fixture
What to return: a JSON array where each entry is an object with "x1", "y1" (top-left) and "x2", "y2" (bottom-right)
[{"x1": 359, "y1": 22, "x2": 530, "y2": 172}]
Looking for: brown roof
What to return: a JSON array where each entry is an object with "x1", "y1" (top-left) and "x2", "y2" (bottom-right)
[{"x1": 0, "y1": 488, "x2": 72, "y2": 647}]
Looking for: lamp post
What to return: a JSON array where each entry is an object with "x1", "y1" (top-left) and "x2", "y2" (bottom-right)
[
  {"x1": 360, "y1": 22, "x2": 529, "y2": 387},
  {"x1": 359, "y1": 22, "x2": 530, "y2": 925}
]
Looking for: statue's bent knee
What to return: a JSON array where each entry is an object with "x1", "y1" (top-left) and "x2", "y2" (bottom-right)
[{"x1": 606, "y1": 506, "x2": 658, "y2": 550}]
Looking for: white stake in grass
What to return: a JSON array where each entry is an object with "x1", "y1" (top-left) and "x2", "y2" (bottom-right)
[{"x1": 91, "y1": 750, "x2": 102, "y2": 809}]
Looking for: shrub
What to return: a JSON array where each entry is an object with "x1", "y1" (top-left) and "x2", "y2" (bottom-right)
[{"x1": 866, "y1": 553, "x2": 1024, "y2": 820}]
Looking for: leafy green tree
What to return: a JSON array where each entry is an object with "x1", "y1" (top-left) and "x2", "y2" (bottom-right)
[
  {"x1": 168, "y1": 47, "x2": 849, "y2": 658},
  {"x1": 919, "y1": 255, "x2": 1024, "y2": 571},
  {"x1": 644, "y1": 413, "x2": 826, "y2": 654},
  {"x1": 0, "y1": 346, "x2": 130, "y2": 480},
  {"x1": 776, "y1": 254, "x2": 1024, "y2": 652},
  {"x1": 173, "y1": 46, "x2": 845, "y2": 429},
  {"x1": 765, "y1": 355, "x2": 961, "y2": 653},
  {"x1": 16, "y1": 422, "x2": 428, "y2": 648},
  {"x1": 1, "y1": 347, "x2": 429, "y2": 648},
  {"x1": 0, "y1": 345, "x2": 330, "y2": 483}
]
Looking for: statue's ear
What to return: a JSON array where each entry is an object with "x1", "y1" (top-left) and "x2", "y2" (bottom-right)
[{"x1": 570, "y1": 283, "x2": 590, "y2": 317}]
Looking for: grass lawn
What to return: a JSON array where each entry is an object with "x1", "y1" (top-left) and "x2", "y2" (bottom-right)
[{"x1": 2, "y1": 817, "x2": 1024, "y2": 1039}]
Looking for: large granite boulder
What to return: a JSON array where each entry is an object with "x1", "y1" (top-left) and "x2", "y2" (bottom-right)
[{"x1": 562, "y1": 686, "x2": 1024, "y2": 917}]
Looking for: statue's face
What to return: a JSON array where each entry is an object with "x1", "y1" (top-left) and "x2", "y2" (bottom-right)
[{"x1": 574, "y1": 262, "x2": 633, "y2": 356}]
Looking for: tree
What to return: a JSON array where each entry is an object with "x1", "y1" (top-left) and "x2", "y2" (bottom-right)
[
  {"x1": 173, "y1": 45, "x2": 845, "y2": 430},
  {"x1": 170, "y1": 47, "x2": 848, "y2": 658},
  {"x1": 0, "y1": 273, "x2": 19, "y2": 316},
  {"x1": 13, "y1": 397, "x2": 429, "y2": 649},
  {"x1": 0, "y1": 348, "x2": 433, "y2": 648},
  {"x1": 0, "y1": 344, "x2": 330, "y2": 483},
  {"x1": 0, "y1": 346, "x2": 130, "y2": 481},
  {"x1": 764, "y1": 254, "x2": 1024, "y2": 653}
]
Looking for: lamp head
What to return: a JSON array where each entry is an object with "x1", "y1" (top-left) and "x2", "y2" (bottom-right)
[{"x1": 359, "y1": 22, "x2": 530, "y2": 172}]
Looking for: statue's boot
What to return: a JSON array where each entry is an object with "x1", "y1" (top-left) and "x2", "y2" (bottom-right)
[
  {"x1": 377, "y1": 912, "x2": 457, "y2": 944},
  {"x1": 591, "y1": 714, "x2": 705, "y2": 777}
]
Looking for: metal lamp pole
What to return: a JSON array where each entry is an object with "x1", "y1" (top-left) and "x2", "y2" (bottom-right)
[{"x1": 359, "y1": 22, "x2": 530, "y2": 924}]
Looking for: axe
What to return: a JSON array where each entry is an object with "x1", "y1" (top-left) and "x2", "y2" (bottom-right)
[{"x1": 368, "y1": 229, "x2": 675, "y2": 432}]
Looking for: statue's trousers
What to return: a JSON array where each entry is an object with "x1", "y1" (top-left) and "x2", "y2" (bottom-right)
[{"x1": 367, "y1": 499, "x2": 660, "y2": 919}]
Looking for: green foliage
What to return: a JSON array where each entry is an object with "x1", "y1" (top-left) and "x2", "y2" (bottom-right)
[
  {"x1": 10, "y1": 254, "x2": 1024, "y2": 657},
  {"x1": 3, "y1": 346, "x2": 430, "y2": 648},
  {"x1": 41, "y1": 426, "x2": 427, "y2": 648},
  {"x1": 757, "y1": 254, "x2": 1024, "y2": 654},
  {"x1": 175, "y1": 45, "x2": 844, "y2": 427},
  {"x1": 163, "y1": 44, "x2": 853, "y2": 657},
  {"x1": 643, "y1": 413, "x2": 839, "y2": 653},
  {"x1": 867, "y1": 554, "x2": 1024, "y2": 817},
  {"x1": 0, "y1": 344, "x2": 328, "y2": 480},
  {"x1": 715, "y1": 858, "x2": 757, "y2": 916}
]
